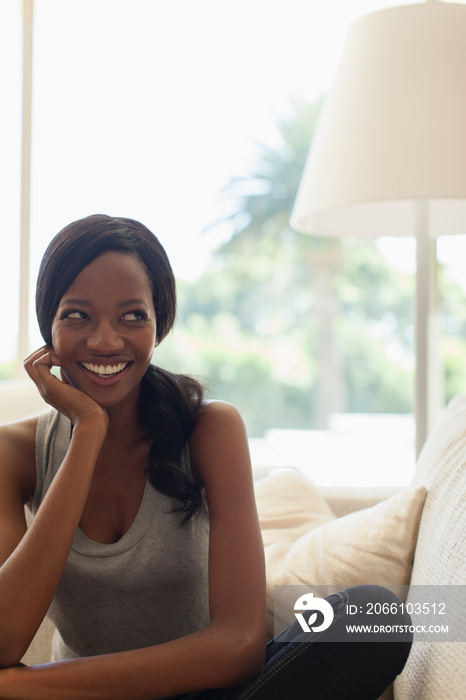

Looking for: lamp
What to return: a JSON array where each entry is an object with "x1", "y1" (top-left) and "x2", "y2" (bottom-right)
[{"x1": 290, "y1": 0, "x2": 466, "y2": 457}]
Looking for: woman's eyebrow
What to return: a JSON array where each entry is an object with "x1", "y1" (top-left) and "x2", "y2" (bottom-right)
[
  {"x1": 117, "y1": 298, "x2": 150, "y2": 308},
  {"x1": 58, "y1": 298, "x2": 91, "y2": 307}
]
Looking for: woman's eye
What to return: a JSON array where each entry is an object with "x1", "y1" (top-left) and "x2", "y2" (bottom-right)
[
  {"x1": 122, "y1": 310, "x2": 146, "y2": 321},
  {"x1": 64, "y1": 310, "x2": 87, "y2": 320}
]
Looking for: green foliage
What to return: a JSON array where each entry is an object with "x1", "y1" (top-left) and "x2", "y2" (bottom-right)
[
  {"x1": 339, "y1": 317, "x2": 412, "y2": 414},
  {"x1": 159, "y1": 232, "x2": 418, "y2": 434},
  {"x1": 155, "y1": 311, "x2": 315, "y2": 435}
]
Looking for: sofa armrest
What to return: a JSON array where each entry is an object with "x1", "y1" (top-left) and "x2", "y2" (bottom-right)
[{"x1": 320, "y1": 486, "x2": 401, "y2": 517}]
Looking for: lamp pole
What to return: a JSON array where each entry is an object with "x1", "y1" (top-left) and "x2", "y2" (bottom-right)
[{"x1": 415, "y1": 202, "x2": 443, "y2": 457}]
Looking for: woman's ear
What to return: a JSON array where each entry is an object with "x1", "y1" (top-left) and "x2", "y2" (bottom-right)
[{"x1": 46, "y1": 346, "x2": 61, "y2": 365}]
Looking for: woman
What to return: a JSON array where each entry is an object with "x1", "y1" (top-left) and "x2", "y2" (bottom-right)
[{"x1": 0, "y1": 215, "x2": 411, "y2": 699}]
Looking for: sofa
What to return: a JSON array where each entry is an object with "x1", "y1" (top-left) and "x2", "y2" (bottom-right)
[{"x1": 12, "y1": 388, "x2": 466, "y2": 699}]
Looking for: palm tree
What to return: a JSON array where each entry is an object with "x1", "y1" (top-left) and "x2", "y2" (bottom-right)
[{"x1": 212, "y1": 99, "x2": 347, "y2": 428}]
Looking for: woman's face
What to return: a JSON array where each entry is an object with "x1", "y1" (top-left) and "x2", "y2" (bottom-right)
[{"x1": 51, "y1": 251, "x2": 157, "y2": 410}]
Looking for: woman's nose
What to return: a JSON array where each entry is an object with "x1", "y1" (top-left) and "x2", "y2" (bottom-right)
[{"x1": 86, "y1": 322, "x2": 125, "y2": 352}]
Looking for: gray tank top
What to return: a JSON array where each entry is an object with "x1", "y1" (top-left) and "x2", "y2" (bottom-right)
[{"x1": 33, "y1": 410, "x2": 210, "y2": 661}]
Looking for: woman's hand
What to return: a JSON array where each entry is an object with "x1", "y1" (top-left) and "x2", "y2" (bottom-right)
[{"x1": 24, "y1": 346, "x2": 108, "y2": 430}]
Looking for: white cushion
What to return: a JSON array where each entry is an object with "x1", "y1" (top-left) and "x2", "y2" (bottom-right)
[
  {"x1": 255, "y1": 470, "x2": 335, "y2": 546},
  {"x1": 255, "y1": 470, "x2": 426, "y2": 635}
]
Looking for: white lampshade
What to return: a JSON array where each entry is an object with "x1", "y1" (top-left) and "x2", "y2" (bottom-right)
[
  {"x1": 291, "y1": 1, "x2": 466, "y2": 237},
  {"x1": 290, "y1": 1, "x2": 466, "y2": 456}
]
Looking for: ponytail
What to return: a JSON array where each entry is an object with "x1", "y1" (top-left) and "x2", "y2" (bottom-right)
[{"x1": 139, "y1": 365, "x2": 205, "y2": 523}]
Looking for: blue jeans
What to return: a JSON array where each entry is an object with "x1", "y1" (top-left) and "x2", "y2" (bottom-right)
[{"x1": 176, "y1": 585, "x2": 413, "y2": 700}]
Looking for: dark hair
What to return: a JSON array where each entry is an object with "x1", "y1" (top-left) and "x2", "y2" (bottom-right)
[{"x1": 36, "y1": 214, "x2": 204, "y2": 522}]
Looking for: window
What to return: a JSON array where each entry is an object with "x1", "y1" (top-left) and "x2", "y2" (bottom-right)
[{"x1": 4, "y1": 0, "x2": 466, "y2": 487}]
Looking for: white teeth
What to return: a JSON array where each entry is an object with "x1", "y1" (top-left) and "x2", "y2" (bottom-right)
[{"x1": 82, "y1": 362, "x2": 128, "y2": 377}]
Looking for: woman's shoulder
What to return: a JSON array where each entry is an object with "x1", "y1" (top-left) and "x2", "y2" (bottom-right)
[
  {"x1": 189, "y1": 400, "x2": 250, "y2": 484},
  {"x1": 193, "y1": 399, "x2": 246, "y2": 435},
  {"x1": 0, "y1": 416, "x2": 38, "y2": 500},
  {"x1": 0, "y1": 416, "x2": 38, "y2": 456}
]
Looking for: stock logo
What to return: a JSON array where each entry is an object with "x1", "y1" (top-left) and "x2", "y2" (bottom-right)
[{"x1": 294, "y1": 593, "x2": 334, "y2": 633}]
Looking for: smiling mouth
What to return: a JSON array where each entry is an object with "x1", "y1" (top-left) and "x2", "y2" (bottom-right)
[{"x1": 81, "y1": 361, "x2": 130, "y2": 378}]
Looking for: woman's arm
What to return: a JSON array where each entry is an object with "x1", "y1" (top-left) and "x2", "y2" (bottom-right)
[
  {"x1": 189, "y1": 400, "x2": 267, "y2": 673},
  {"x1": 0, "y1": 348, "x2": 108, "y2": 666},
  {"x1": 0, "y1": 401, "x2": 267, "y2": 699}
]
